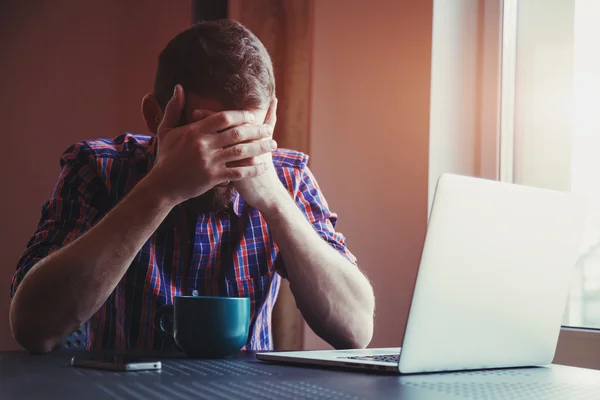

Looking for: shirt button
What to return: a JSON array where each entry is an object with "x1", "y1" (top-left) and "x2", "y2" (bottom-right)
[{"x1": 192, "y1": 289, "x2": 199, "y2": 296}]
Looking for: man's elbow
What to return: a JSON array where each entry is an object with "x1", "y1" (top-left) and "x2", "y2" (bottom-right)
[
  {"x1": 335, "y1": 311, "x2": 374, "y2": 350},
  {"x1": 352, "y1": 315, "x2": 375, "y2": 349},
  {"x1": 16, "y1": 337, "x2": 56, "y2": 354},
  {"x1": 351, "y1": 290, "x2": 375, "y2": 349},
  {"x1": 10, "y1": 301, "x2": 57, "y2": 354},
  {"x1": 335, "y1": 327, "x2": 373, "y2": 350},
  {"x1": 345, "y1": 329, "x2": 373, "y2": 350}
]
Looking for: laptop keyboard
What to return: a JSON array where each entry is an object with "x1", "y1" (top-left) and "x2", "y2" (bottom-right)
[{"x1": 339, "y1": 354, "x2": 400, "y2": 363}]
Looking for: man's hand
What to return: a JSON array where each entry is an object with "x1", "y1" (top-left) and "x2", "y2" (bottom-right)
[
  {"x1": 231, "y1": 98, "x2": 289, "y2": 212},
  {"x1": 147, "y1": 85, "x2": 277, "y2": 206}
]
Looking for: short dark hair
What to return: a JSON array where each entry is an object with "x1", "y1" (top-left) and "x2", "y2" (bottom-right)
[{"x1": 154, "y1": 19, "x2": 275, "y2": 111}]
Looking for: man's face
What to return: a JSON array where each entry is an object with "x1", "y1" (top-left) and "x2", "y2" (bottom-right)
[{"x1": 179, "y1": 93, "x2": 268, "y2": 213}]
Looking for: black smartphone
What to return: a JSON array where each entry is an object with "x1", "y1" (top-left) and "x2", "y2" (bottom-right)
[{"x1": 70, "y1": 355, "x2": 162, "y2": 372}]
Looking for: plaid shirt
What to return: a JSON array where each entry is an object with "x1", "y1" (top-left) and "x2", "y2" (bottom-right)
[{"x1": 11, "y1": 133, "x2": 357, "y2": 351}]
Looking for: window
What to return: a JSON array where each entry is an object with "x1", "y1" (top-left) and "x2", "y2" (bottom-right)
[
  {"x1": 567, "y1": 0, "x2": 600, "y2": 330},
  {"x1": 487, "y1": 0, "x2": 600, "y2": 369},
  {"x1": 501, "y1": 0, "x2": 600, "y2": 332}
]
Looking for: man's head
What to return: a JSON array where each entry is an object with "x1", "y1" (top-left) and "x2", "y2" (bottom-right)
[{"x1": 142, "y1": 19, "x2": 276, "y2": 212}]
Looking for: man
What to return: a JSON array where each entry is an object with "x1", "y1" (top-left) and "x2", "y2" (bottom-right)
[{"x1": 9, "y1": 20, "x2": 375, "y2": 353}]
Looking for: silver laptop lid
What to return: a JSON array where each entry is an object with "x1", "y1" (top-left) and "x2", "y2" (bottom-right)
[{"x1": 398, "y1": 174, "x2": 590, "y2": 374}]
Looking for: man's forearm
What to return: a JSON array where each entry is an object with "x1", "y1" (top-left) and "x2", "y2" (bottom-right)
[
  {"x1": 10, "y1": 173, "x2": 176, "y2": 353},
  {"x1": 262, "y1": 191, "x2": 375, "y2": 349}
]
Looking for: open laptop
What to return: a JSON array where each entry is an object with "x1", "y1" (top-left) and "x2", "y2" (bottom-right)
[{"x1": 257, "y1": 173, "x2": 591, "y2": 374}]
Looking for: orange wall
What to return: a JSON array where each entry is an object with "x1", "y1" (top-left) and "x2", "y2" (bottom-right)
[
  {"x1": 0, "y1": 0, "x2": 191, "y2": 350},
  {"x1": 306, "y1": 0, "x2": 433, "y2": 349}
]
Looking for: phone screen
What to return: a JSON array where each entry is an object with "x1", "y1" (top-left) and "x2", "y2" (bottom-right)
[{"x1": 70, "y1": 355, "x2": 162, "y2": 372}]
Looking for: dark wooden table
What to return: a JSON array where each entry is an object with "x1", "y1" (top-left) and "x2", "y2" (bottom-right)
[{"x1": 2, "y1": 350, "x2": 600, "y2": 399}]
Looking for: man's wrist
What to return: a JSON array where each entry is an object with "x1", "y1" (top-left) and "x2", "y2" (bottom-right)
[
  {"x1": 258, "y1": 186, "x2": 297, "y2": 220},
  {"x1": 134, "y1": 171, "x2": 180, "y2": 211}
]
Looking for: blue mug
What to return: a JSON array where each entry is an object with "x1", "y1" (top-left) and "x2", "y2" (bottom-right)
[{"x1": 154, "y1": 295, "x2": 250, "y2": 358}]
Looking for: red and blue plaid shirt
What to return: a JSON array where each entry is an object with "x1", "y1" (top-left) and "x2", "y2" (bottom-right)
[{"x1": 11, "y1": 133, "x2": 357, "y2": 351}]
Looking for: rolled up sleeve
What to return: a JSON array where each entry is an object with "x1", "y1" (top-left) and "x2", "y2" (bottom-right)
[{"x1": 293, "y1": 166, "x2": 358, "y2": 265}]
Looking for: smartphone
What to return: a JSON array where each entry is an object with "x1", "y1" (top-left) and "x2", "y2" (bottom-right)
[{"x1": 70, "y1": 355, "x2": 162, "y2": 372}]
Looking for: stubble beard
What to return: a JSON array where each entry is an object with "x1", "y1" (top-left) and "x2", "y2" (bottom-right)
[{"x1": 182, "y1": 183, "x2": 236, "y2": 213}]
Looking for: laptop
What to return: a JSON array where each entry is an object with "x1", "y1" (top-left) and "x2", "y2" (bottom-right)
[{"x1": 257, "y1": 173, "x2": 591, "y2": 374}]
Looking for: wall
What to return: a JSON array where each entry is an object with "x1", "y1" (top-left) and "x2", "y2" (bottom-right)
[
  {"x1": 0, "y1": 0, "x2": 191, "y2": 350},
  {"x1": 428, "y1": 0, "x2": 485, "y2": 211},
  {"x1": 306, "y1": 0, "x2": 433, "y2": 349}
]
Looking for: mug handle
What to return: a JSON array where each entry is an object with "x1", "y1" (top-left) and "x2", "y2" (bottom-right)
[{"x1": 154, "y1": 305, "x2": 174, "y2": 339}]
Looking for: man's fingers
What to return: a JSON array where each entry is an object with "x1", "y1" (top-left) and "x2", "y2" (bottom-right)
[
  {"x1": 222, "y1": 163, "x2": 269, "y2": 181},
  {"x1": 215, "y1": 124, "x2": 273, "y2": 148},
  {"x1": 192, "y1": 109, "x2": 215, "y2": 121},
  {"x1": 217, "y1": 140, "x2": 277, "y2": 163},
  {"x1": 226, "y1": 157, "x2": 264, "y2": 168},
  {"x1": 265, "y1": 97, "x2": 278, "y2": 128},
  {"x1": 157, "y1": 85, "x2": 184, "y2": 137},
  {"x1": 200, "y1": 110, "x2": 255, "y2": 133}
]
